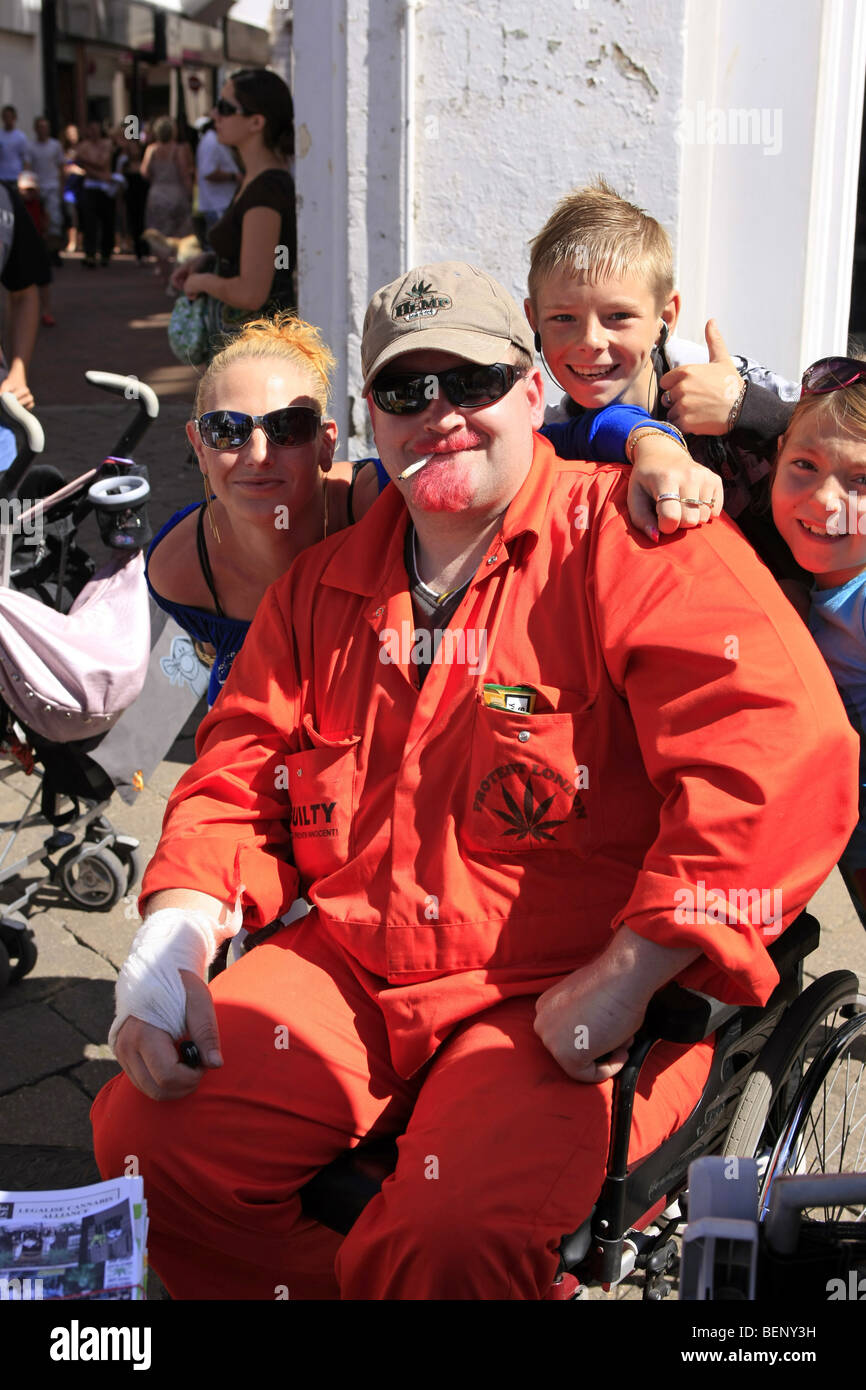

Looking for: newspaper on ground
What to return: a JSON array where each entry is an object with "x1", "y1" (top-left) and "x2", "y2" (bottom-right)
[{"x1": 0, "y1": 1176, "x2": 147, "y2": 1299}]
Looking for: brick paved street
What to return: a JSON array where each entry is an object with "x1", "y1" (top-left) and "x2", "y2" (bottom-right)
[{"x1": 0, "y1": 249, "x2": 864, "y2": 1302}]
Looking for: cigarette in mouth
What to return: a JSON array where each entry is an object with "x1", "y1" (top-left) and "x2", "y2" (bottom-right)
[{"x1": 397, "y1": 455, "x2": 433, "y2": 481}]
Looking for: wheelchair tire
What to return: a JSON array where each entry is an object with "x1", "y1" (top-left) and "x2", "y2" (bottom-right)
[
  {"x1": 0, "y1": 938, "x2": 9, "y2": 993},
  {"x1": 722, "y1": 972, "x2": 866, "y2": 1196}
]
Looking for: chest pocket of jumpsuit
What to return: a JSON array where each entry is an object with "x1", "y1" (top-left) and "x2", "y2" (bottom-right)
[
  {"x1": 282, "y1": 716, "x2": 360, "y2": 883},
  {"x1": 461, "y1": 689, "x2": 603, "y2": 857}
]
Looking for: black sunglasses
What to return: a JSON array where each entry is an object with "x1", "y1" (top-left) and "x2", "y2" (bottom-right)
[
  {"x1": 215, "y1": 97, "x2": 250, "y2": 118},
  {"x1": 801, "y1": 356, "x2": 866, "y2": 395},
  {"x1": 196, "y1": 407, "x2": 321, "y2": 451},
  {"x1": 371, "y1": 362, "x2": 524, "y2": 416}
]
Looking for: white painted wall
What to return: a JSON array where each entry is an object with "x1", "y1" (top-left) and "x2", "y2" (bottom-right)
[
  {"x1": 295, "y1": 0, "x2": 866, "y2": 451},
  {"x1": 296, "y1": 0, "x2": 689, "y2": 454},
  {"x1": 0, "y1": 28, "x2": 42, "y2": 134},
  {"x1": 678, "y1": 0, "x2": 866, "y2": 380}
]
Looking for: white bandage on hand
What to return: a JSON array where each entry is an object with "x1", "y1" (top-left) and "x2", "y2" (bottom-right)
[{"x1": 108, "y1": 905, "x2": 241, "y2": 1053}]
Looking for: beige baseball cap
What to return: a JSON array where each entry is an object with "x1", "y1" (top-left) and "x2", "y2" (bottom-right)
[{"x1": 361, "y1": 261, "x2": 535, "y2": 395}]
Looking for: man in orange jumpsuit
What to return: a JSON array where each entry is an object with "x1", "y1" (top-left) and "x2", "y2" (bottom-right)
[{"x1": 92, "y1": 262, "x2": 858, "y2": 1300}]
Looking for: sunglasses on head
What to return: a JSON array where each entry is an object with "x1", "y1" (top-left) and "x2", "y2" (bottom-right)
[
  {"x1": 196, "y1": 407, "x2": 321, "y2": 451},
  {"x1": 370, "y1": 362, "x2": 524, "y2": 416},
  {"x1": 215, "y1": 97, "x2": 250, "y2": 118},
  {"x1": 801, "y1": 357, "x2": 866, "y2": 395}
]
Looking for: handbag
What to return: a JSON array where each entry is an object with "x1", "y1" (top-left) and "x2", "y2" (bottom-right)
[
  {"x1": 0, "y1": 552, "x2": 151, "y2": 742},
  {"x1": 168, "y1": 291, "x2": 211, "y2": 366}
]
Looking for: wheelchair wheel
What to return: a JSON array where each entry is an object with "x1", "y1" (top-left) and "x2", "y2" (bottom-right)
[
  {"x1": 723, "y1": 972, "x2": 866, "y2": 1211},
  {"x1": 757, "y1": 1007, "x2": 866, "y2": 1224}
]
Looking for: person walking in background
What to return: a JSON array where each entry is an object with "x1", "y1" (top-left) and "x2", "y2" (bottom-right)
[
  {"x1": 142, "y1": 117, "x2": 194, "y2": 285},
  {"x1": 61, "y1": 124, "x2": 84, "y2": 254},
  {"x1": 29, "y1": 117, "x2": 64, "y2": 270},
  {"x1": 119, "y1": 130, "x2": 149, "y2": 264},
  {"x1": 75, "y1": 120, "x2": 117, "y2": 268},
  {"x1": 0, "y1": 106, "x2": 30, "y2": 184},
  {"x1": 173, "y1": 69, "x2": 296, "y2": 350},
  {"x1": 0, "y1": 175, "x2": 50, "y2": 471},
  {"x1": 194, "y1": 116, "x2": 239, "y2": 246},
  {"x1": 16, "y1": 170, "x2": 55, "y2": 327}
]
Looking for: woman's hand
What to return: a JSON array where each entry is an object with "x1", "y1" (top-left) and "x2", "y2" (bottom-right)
[
  {"x1": 183, "y1": 272, "x2": 210, "y2": 300},
  {"x1": 170, "y1": 262, "x2": 192, "y2": 292}
]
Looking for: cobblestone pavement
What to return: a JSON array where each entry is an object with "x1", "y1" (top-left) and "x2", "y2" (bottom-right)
[{"x1": 0, "y1": 251, "x2": 864, "y2": 1303}]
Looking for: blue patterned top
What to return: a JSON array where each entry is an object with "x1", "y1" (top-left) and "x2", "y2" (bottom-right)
[{"x1": 145, "y1": 502, "x2": 249, "y2": 707}]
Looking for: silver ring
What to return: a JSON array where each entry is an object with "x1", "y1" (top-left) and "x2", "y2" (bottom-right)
[
  {"x1": 661, "y1": 390, "x2": 672, "y2": 407},
  {"x1": 655, "y1": 492, "x2": 681, "y2": 503}
]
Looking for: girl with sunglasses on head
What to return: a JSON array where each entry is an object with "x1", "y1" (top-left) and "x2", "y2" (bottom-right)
[
  {"x1": 146, "y1": 313, "x2": 362, "y2": 705},
  {"x1": 770, "y1": 356, "x2": 866, "y2": 928},
  {"x1": 171, "y1": 69, "x2": 296, "y2": 353}
]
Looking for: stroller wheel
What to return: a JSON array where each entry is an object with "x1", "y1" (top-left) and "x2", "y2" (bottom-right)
[
  {"x1": 0, "y1": 939, "x2": 10, "y2": 993},
  {"x1": 113, "y1": 844, "x2": 143, "y2": 894},
  {"x1": 56, "y1": 845, "x2": 126, "y2": 911},
  {"x1": 0, "y1": 921, "x2": 38, "y2": 982}
]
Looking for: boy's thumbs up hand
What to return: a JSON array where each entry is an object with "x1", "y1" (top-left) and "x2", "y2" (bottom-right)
[
  {"x1": 705, "y1": 318, "x2": 735, "y2": 363},
  {"x1": 659, "y1": 318, "x2": 745, "y2": 436}
]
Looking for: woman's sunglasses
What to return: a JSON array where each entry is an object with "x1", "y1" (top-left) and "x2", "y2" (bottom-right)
[
  {"x1": 801, "y1": 357, "x2": 866, "y2": 395},
  {"x1": 371, "y1": 362, "x2": 524, "y2": 416},
  {"x1": 214, "y1": 97, "x2": 250, "y2": 118},
  {"x1": 196, "y1": 407, "x2": 321, "y2": 451}
]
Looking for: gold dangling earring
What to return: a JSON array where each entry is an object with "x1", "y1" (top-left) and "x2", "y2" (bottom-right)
[{"x1": 203, "y1": 471, "x2": 221, "y2": 543}]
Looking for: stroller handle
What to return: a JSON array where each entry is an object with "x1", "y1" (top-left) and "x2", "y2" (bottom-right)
[
  {"x1": 0, "y1": 392, "x2": 46, "y2": 501},
  {"x1": 0, "y1": 391, "x2": 46, "y2": 454},
  {"x1": 86, "y1": 373, "x2": 159, "y2": 460},
  {"x1": 85, "y1": 372, "x2": 159, "y2": 419}
]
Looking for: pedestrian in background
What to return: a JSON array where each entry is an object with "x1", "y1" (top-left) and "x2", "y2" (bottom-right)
[
  {"x1": 75, "y1": 120, "x2": 117, "y2": 268},
  {"x1": 16, "y1": 169, "x2": 55, "y2": 326},
  {"x1": 174, "y1": 69, "x2": 296, "y2": 349},
  {"x1": 29, "y1": 117, "x2": 65, "y2": 270},
  {"x1": 0, "y1": 106, "x2": 30, "y2": 184},
  {"x1": 61, "y1": 124, "x2": 84, "y2": 254},
  {"x1": 194, "y1": 116, "x2": 239, "y2": 246}
]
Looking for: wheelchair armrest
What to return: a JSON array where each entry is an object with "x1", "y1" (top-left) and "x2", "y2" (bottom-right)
[
  {"x1": 641, "y1": 910, "x2": 820, "y2": 1046},
  {"x1": 643, "y1": 985, "x2": 738, "y2": 1045}
]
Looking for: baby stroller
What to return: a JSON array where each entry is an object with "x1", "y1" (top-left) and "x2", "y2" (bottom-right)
[{"x1": 0, "y1": 373, "x2": 205, "y2": 993}]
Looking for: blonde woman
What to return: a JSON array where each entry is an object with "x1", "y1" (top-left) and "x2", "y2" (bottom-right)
[{"x1": 146, "y1": 313, "x2": 351, "y2": 705}]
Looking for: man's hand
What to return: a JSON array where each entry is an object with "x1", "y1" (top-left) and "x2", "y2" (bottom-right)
[
  {"x1": 113, "y1": 970, "x2": 223, "y2": 1101},
  {"x1": 659, "y1": 320, "x2": 744, "y2": 436},
  {"x1": 534, "y1": 929, "x2": 702, "y2": 1083},
  {"x1": 534, "y1": 965, "x2": 645, "y2": 1082}
]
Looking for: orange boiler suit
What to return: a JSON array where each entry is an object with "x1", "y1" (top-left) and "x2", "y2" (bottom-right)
[{"x1": 92, "y1": 436, "x2": 858, "y2": 1299}]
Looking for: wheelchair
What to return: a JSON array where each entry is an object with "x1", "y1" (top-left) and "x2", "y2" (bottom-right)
[{"x1": 297, "y1": 909, "x2": 866, "y2": 1300}]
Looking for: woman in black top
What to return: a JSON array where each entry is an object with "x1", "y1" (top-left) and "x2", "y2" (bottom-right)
[{"x1": 172, "y1": 68, "x2": 296, "y2": 350}]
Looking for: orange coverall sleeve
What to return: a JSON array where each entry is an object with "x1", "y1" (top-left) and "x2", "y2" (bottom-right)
[
  {"x1": 588, "y1": 490, "x2": 859, "y2": 1006},
  {"x1": 139, "y1": 583, "x2": 303, "y2": 926}
]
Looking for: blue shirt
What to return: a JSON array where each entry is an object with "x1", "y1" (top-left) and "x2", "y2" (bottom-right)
[
  {"x1": 539, "y1": 403, "x2": 682, "y2": 461},
  {"x1": 810, "y1": 568, "x2": 866, "y2": 869}
]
